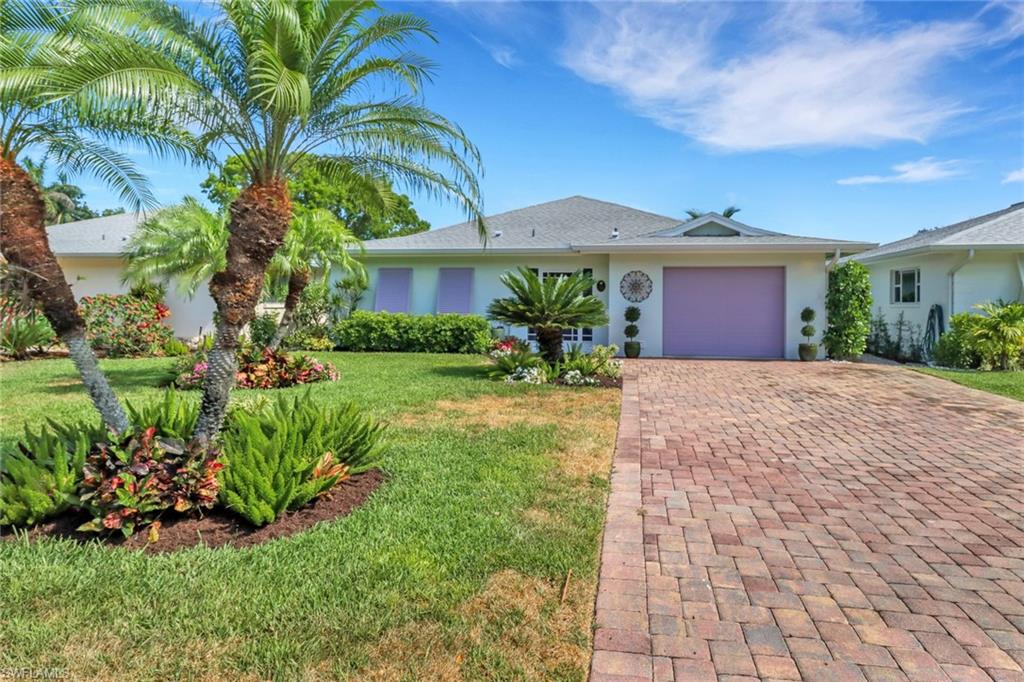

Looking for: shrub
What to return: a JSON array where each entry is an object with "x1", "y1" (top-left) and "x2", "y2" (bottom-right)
[
  {"x1": 75, "y1": 426, "x2": 222, "y2": 537},
  {"x1": 284, "y1": 328, "x2": 334, "y2": 351},
  {"x1": 489, "y1": 335, "x2": 530, "y2": 359},
  {"x1": 80, "y1": 293, "x2": 174, "y2": 357},
  {"x1": 248, "y1": 312, "x2": 278, "y2": 348},
  {"x1": 624, "y1": 306, "x2": 641, "y2": 323},
  {"x1": 0, "y1": 315, "x2": 55, "y2": 359},
  {"x1": 218, "y1": 393, "x2": 385, "y2": 526},
  {"x1": 969, "y1": 301, "x2": 1024, "y2": 371},
  {"x1": 933, "y1": 316, "x2": 981, "y2": 369},
  {"x1": 823, "y1": 262, "x2": 872, "y2": 360},
  {"x1": 562, "y1": 369, "x2": 598, "y2": 386},
  {"x1": 564, "y1": 344, "x2": 621, "y2": 378},
  {"x1": 489, "y1": 348, "x2": 546, "y2": 380},
  {"x1": 331, "y1": 311, "x2": 491, "y2": 354},
  {"x1": 0, "y1": 422, "x2": 90, "y2": 526},
  {"x1": 0, "y1": 295, "x2": 55, "y2": 359},
  {"x1": 174, "y1": 346, "x2": 338, "y2": 390},
  {"x1": 162, "y1": 338, "x2": 190, "y2": 357}
]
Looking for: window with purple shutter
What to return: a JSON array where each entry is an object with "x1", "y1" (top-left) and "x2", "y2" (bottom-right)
[
  {"x1": 374, "y1": 268, "x2": 412, "y2": 312},
  {"x1": 436, "y1": 268, "x2": 474, "y2": 313}
]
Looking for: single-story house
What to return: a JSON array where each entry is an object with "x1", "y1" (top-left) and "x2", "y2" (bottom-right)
[
  {"x1": 851, "y1": 202, "x2": 1024, "y2": 332},
  {"x1": 46, "y1": 213, "x2": 218, "y2": 339},
  {"x1": 358, "y1": 196, "x2": 875, "y2": 359}
]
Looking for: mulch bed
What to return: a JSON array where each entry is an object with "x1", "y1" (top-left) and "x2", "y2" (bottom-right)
[{"x1": 3, "y1": 469, "x2": 385, "y2": 554}]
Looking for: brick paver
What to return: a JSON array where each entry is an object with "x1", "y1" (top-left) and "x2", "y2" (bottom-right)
[{"x1": 591, "y1": 360, "x2": 1024, "y2": 681}]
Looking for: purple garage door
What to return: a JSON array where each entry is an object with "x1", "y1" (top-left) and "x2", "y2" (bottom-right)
[{"x1": 662, "y1": 267, "x2": 785, "y2": 358}]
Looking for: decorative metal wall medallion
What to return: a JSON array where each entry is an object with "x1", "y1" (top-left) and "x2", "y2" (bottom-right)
[{"x1": 619, "y1": 270, "x2": 652, "y2": 302}]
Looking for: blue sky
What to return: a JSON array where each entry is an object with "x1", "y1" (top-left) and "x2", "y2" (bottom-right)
[{"x1": 76, "y1": 1, "x2": 1024, "y2": 245}]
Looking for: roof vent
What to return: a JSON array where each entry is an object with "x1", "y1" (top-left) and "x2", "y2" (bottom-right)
[
  {"x1": 493, "y1": 230, "x2": 503, "y2": 238},
  {"x1": 611, "y1": 228, "x2": 620, "y2": 239}
]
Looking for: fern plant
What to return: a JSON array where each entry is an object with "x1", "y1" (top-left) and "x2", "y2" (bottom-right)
[
  {"x1": 0, "y1": 423, "x2": 91, "y2": 526},
  {"x1": 219, "y1": 393, "x2": 385, "y2": 526}
]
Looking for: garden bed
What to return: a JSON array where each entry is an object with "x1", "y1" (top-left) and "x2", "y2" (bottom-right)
[{"x1": 4, "y1": 469, "x2": 384, "y2": 553}]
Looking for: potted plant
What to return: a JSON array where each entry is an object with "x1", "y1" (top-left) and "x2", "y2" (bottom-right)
[
  {"x1": 624, "y1": 306, "x2": 641, "y2": 358},
  {"x1": 799, "y1": 306, "x2": 818, "y2": 361}
]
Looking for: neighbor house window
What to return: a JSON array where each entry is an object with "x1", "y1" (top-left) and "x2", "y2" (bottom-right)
[
  {"x1": 437, "y1": 268, "x2": 474, "y2": 314},
  {"x1": 891, "y1": 268, "x2": 920, "y2": 304},
  {"x1": 375, "y1": 268, "x2": 412, "y2": 313}
]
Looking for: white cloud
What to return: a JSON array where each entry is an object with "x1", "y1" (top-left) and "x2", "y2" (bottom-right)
[
  {"x1": 837, "y1": 157, "x2": 967, "y2": 185},
  {"x1": 471, "y1": 35, "x2": 519, "y2": 68},
  {"x1": 561, "y1": 2, "x2": 1018, "y2": 151},
  {"x1": 1004, "y1": 168, "x2": 1024, "y2": 183}
]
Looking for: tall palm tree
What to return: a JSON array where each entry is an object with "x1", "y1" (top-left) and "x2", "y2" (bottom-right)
[
  {"x1": 0, "y1": 1, "x2": 196, "y2": 433},
  {"x1": 123, "y1": 200, "x2": 364, "y2": 349},
  {"x1": 488, "y1": 268, "x2": 608, "y2": 364},
  {"x1": 21, "y1": 158, "x2": 75, "y2": 224},
  {"x1": 141, "y1": 1, "x2": 484, "y2": 444},
  {"x1": 267, "y1": 208, "x2": 363, "y2": 349},
  {"x1": 685, "y1": 206, "x2": 741, "y2": 220}
]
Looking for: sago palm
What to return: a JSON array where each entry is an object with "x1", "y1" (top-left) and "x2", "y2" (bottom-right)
[
  {"x1": 0, "y1": 0, "x2": 196, "y2": 432},
  {"x1": 488, "y1": 268, "x2": 608, "y2": 364},
  {"x1": 686, "y1": 206, "x2": 741, "y2": 220},
  {"x1": 140, "y1": 0, "x2": 484, "y2": 443}
]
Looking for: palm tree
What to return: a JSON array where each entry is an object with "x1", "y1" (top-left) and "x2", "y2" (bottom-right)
[
  {"x1": 123, "y1": 200, "x2": 364, "y2": 349},
  {"x1": 122, "y1": 197, "x2": 228, "y2": 299},
  {"x1": 142, "y1": 1, "x2": 484, "y2": 444},
  {"x1": 267, "y1": 208, "x2": 363, "y2": 349},
  {"x1": 686, "y1": 206, "x2": 741, "y2": 220},
  {"x1": 970, "y1": 301, "x2": 1024, "y2": 371},
  {"x1": 21, "y1": 158, "x2": 75, "y2": 224},
  {"x1": 487, "y1": 268, "x2": 608, "y2": 364},
  {"x1": 0, "y1": 1, "x2": 196, "y2": 433}
]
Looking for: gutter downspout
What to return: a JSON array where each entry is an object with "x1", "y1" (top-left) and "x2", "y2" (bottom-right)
[
  {"x1": 947, "y1": 249, "x2": 975, "y2": 319},
  {"x1": 1016, "y1": 253, "x2": 1024, "y2": 302}
]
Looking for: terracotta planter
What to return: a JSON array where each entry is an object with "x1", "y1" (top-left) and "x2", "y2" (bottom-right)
[
  {"x1": 624, "y1": 341, "x2": 641, "y2": 358},
  {"x1": 798, "y1": 343, "x2": 818, "y2": 362}
]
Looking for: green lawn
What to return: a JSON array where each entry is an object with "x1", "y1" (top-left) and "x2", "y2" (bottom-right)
[
  {"x1": 0, "y1": 353, "x2": 620, "y2": 681},
  {"x1": 913, "y1": 366, "x2": 1024, "y2": 401}
]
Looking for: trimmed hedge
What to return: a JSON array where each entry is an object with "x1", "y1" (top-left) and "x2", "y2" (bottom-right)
[{"x1": 330, "y1": 311, "x2": 490, "y2": 354}]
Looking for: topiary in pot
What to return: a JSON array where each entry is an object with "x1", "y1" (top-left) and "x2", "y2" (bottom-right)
[
  {"x1": 624, "y1": 306, "x2": 641, "y2": 358},
  {"x1": 799, "y1": 306, "x2": 818, "y2": 361}
]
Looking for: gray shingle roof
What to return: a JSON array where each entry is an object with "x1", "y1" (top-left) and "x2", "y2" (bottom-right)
[
  {"x1": 853, "y1": 202, "x2": 1024, "y2": 262},
  {"x1": 364, "y1": 196, "x2": 875, "y2": 254},
  {"x1": 46, "y1": 212, "x2": 145, "y2": 256}
]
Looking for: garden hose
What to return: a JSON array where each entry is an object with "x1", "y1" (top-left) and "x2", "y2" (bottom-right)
[{"x1": 924, "y1": 304, "x2": 945, "y2": 357}]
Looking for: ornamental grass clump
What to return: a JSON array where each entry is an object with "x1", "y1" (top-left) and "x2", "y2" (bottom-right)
[
  {"x1": 218, "y1": 393, "x2": 385, "y2": 526},
  {"x1": 0, "y1": 422, "x2": 91, "y2": 526}
]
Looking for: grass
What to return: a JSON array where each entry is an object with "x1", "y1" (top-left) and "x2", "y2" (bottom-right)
[
  {"x1": 913, "y1": 366, "x2": 1024, "y2": 401},
  {"x1": 0, "y1": 353, "x2": 621, "y2": 681}
]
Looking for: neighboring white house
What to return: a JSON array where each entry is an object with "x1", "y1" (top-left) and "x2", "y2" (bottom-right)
[
  {"x1": 357, "y1": 196, "x2": 875, "y2": 359},
  {"x1": 851, "y1": 202, "x2": 1024, "y2": 332},
  {"x1": 46, "y1": 213, "x2": 217, "y2": 339}
]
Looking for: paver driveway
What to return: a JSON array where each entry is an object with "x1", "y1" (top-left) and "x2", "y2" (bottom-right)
[{"x1": 592, "y1": 360, "x2": 1024, "y2": 682}]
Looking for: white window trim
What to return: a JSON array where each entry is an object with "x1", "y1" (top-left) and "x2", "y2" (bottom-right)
[{"x1": 891, "y1": 267, "x2": 921, "y2": 306}]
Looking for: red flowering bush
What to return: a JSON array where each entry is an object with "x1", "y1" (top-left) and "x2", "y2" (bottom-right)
[
  {"x1": 75, "y1": 426, "x2": 222, "y2": 538},
  {"x1": 80, "y1": 294, "x2": 174, "y2": 357},
  {"x1": 173, "y1": 346, "x2": 338, "y2": 390}
]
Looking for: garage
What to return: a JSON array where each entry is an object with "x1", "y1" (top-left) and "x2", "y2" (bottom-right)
[{"x1": 662, "y1": 266, "x2": 785, "y2": 358}]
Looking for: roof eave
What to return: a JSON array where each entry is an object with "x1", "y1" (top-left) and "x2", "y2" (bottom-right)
[
  {"x1": 854, "y1": 243, "x2": 1024, "y2": 263},
  {"x1": 362, "y1": 246, "x2": 573, "y2": 257},
  {"x1": 573, "y1": 241, "x2": 877, "y2": 254}
]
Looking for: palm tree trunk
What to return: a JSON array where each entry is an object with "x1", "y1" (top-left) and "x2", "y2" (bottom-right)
[
  {"x1": 536, "y1": 327, "x2": 564, "y2": 364},
  {"x1": 0, "y1": 156, "x2": 129, "y2": 434},
  {"x1": 193, "y1": 179, "x2": 292, "y2": 446},
  {"x1": 268, "y1": 268, "x2": 310, "y2": 350}
]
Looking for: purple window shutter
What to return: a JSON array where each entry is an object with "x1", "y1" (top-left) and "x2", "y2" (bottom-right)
[
  {"x1": 374, "y1": 268, "x2": 412, "y2": 312},
  {"x1": 437, "y1": 268, "x2": 474, "y2": 313}
]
